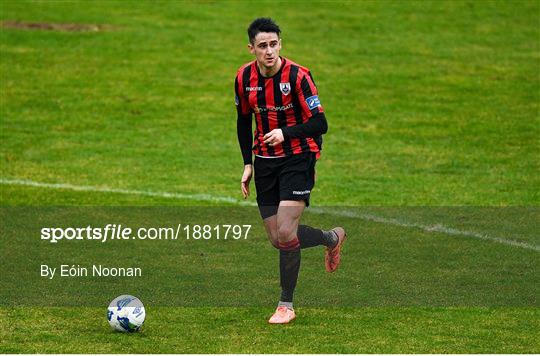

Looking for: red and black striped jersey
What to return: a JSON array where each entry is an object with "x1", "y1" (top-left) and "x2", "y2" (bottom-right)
[{"x1": 235, "y1": 57, "x2": 324, "y2": 158}]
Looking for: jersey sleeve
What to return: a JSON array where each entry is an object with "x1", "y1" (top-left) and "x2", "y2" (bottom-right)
[
  {"x1": 296, "y1": 70, "x2": 324, "y2": 118},
  {"x1": 234, "y1": 75, "x2": 251, "y2": 116}
]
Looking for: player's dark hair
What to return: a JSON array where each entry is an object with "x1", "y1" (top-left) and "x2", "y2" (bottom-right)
[{"x1": 248, "y1": 17, "x2": 281, "y2": 43}]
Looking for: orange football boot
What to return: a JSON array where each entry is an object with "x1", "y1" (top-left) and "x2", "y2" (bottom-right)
[
  {"x1": 268, "y1": 306, "x2": 296, "y2": 324},
  {"x1": 325, "y1": 227, "x2": 346, "y2": 272}
]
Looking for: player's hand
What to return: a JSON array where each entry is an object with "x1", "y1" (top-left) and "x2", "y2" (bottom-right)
[
  {"x1": 263, "y1": 129, "x2": 284, "y2": 146},
  {"x1": 241, "y1": 164, "x2": 253, "y2": 199}
]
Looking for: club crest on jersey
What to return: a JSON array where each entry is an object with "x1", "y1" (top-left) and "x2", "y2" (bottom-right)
[
  {"x1": 280, "y1": 82, "x2": 291, "y2": 95},
  {"x1": 306, "y1": 95, "x2": 321, "y2": 110}
]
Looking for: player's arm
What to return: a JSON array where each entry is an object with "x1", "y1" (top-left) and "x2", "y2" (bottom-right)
[
  {"x1": 264, "y1": 70, "x2": 327, "y2": 145},
  {"x1": 281, "y1": 112, "x2": 327, "y2": 139},
  {"x1": 235, "y1": 77, "x2": 253, "y2": 165},
  {"x1": 237, "y1": 112, "x2": 253, "y2": 165},
  {"x1": 285, "y1": 70, "x2": 328, "y2": 138},
  {"x1": 264, "y1": 113, "x2": 326, "y2": 145},
  {"x1": 237, "y1": 112, "x2": 253, "y2": 199},
  {"x1": 235, "y1": 76, "x2": 253, "y2": 198}
]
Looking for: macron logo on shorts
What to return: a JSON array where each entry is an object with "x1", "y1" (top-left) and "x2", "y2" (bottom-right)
[
  {"x1": 306, "y1": 95, "x2": 321, "y2": 110},
  {"x1": 292, "y1": 190, "x2": 311, "y2": 195}
]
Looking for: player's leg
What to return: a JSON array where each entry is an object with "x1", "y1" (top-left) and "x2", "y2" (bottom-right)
[
  {"x1": 297, "y1": 224, "x2": 339, "y2": 249},
  {"x1": 280, "y1": 152, "x2": 344, "y2": 252},
  {"x1": 268, "y1": 200, "x2": 303, "y2": 324},
  {"x1": 262, "y1": 214, "x2": 278, "y2": 248},
  {"x1": 265, "y1": 202, "x2": 336, "y2": 249},
  {"x1": 254, "y1": 156, "x2": 300, "y2": 323},
  {"x1": 256, "y1": 153, "x2": 341, "y2": 252},
  {"x1": 276, "y1": 199, "x2": 304, "y2": 302},
  {"x1": 268, "y1": 153, "x2": 347, "y2": 323},
  {"x1": 272, "y1": 154, "x2": 314, "y2": 319},
  {"x1": 282, "y1": 152, "x2": 346, "y2": 271},
  {"x1": 254, "y1": 156, "x2": 280, "y2": 249},
  {"x1": 276, "y1": 200, "x2": 304, "y2": 243}
]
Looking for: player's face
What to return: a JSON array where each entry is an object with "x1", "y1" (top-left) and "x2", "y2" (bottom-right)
[{"x1": 249, "y1": 32, "x2": 281, "y2": 69}]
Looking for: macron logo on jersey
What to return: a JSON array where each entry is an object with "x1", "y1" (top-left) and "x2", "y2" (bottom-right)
[{"x1": 306, "y1": 95, "x2": 321, "y2": 110}]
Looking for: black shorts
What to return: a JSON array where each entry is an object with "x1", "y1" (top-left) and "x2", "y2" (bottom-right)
[{"x1": 254, "y1": 152, "x2": 317, "y2": 219}]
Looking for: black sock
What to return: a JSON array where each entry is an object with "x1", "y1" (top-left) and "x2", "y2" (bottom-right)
[
  {"x1": 279, "y1": 241, "x2": 301, "y2": 303},
  {"x1": 297, "y1": 225, "x2": 337, "y2": 249}
]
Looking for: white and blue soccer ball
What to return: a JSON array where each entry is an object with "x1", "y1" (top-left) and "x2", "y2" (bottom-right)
[{"x1": 107, "y1": 295, "x2": 145, "y2": 332}]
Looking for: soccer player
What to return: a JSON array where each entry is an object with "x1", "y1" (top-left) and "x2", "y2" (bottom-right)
[{"x1": 235, "y1": 18, "x2": 346, "y2": 324}]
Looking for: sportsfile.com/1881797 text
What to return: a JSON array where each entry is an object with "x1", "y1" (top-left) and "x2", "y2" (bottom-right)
[{"x1": 40, "y1": 224, "x2": 252, "y2": 243}]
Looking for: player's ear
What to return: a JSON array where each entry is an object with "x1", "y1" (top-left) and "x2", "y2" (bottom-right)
[
  {"x1": 279, "y1": 38, "x2": 282, "y2": 50},
  {"x1": 248, "y1": 43, "x2": 255, "y2": 55}
]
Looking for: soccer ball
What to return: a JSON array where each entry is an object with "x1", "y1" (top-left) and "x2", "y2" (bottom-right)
[{"x1": 107, "y1": 295, "x2": 146, "y2": 332}]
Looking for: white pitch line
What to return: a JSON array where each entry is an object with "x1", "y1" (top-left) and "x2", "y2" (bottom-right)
[
  {"x1": 0, "y1": 178, "x2": 256, "y2": 206},
  {"x1": 310, "y1": 208, "x2": 540, "y2": 252},
  {"x1": 2, "y1": 177, "x2": 538, "y2": 252}
]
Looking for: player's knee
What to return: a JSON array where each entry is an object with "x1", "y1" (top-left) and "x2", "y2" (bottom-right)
[
  {"x1": 264, "y1": 229, "x2": 279, "y2": 247},
  {"x1": 277, "y1": 224, "x2": 295, "y2": 242}
]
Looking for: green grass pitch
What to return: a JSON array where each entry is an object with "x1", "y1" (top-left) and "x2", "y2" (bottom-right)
[{"x1": 1, "y1": 0, "x2": 539, "y2": 353}]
